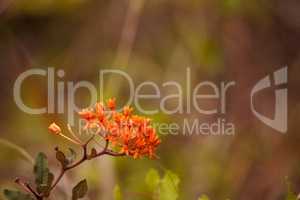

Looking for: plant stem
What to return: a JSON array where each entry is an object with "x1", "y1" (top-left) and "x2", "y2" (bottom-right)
[
  {"x1": 48, "y1": 138, "x2": 125, "y2": 197},
  {"x1": 15, "y1": 137, "x2": 125, "y2": 200},
  {"x1": 15, "y1": 178, "x2": 42, "y2": 200}
]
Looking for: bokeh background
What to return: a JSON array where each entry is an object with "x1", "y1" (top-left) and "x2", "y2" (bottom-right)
[{"x1": 1, "y1": 0, "x2": 300, "y2": 199}]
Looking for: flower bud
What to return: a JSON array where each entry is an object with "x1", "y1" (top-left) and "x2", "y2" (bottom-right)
[
  {"x1": 107, "y1": 98, "x2": 116, "y2": 110},
  {"x1": 48, "y1": 123, "x2": 61, "y2": 135}
]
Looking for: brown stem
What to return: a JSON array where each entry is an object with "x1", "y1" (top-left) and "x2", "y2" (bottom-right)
[
  {"x1": 15, "y1": 137, "x2": 125, "y2": 200},
  {"x1": 48, "y1": 138, "x2": 125, "y2": 196},
  {"x1": 15, "y1": 178, "x2": 42, "y2": 200}
]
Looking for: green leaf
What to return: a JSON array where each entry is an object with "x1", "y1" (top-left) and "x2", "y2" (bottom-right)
[
  {"x1": 113, "y1": 185, "x2": 122, "y2": 200},
  {"x1": 145, "y1": 168, "x2": 160, "y2": 191},
  {"x1": 3, "y1": 189, "x2": 34, "y2": 200},
  {"x1": 34, "y1": 152, "x2": 50, "y2": 194},
  {"x1": 47, "y1": 172, "x2": 54, "y2": 188},
  {"x1": 159, "y1": 170, "x2": 180, "y2": 200},
  {"x1": 56, "y1": 150, "x2": 68, "y2": 167},
  {"x1": 198, "y1": 195, "x2": 210, "y2": 200},
  {"x1": 285, "y1": 179, "x2": 298, "y2": 200},
  {"x1": 72, "y1": 179, "x2": 88, "y2": 200},
  {"x1": 43, "y1": 172, "x2": 54, "y2": 197}
]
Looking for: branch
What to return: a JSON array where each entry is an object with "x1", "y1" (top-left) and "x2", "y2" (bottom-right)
[
  {"x1": 15, "y1": 178, "x2": 42, "y2": 200},
  {"x1": 48, "y1": 138, "x2": 124, "y2": 196}
]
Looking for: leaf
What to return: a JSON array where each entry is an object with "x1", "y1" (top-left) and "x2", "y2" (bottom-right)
[
  {"x1": 113, "y1": 185, "x2": 122, "y2": 200},
  {"x1": 3, "y1": 189, "x2": 34, "y2": 200},
  {"x1": 198, "y1": 195, "x2": 210, "y2": 200},
  {"x1": 56, "y1": 150, "x2": 68, "y2": 167},
  {"x1": 90, "y1": 148, "x2": 97, "y2": 158},
  {"x1": 47, "y1": 172, "x2": 54, "y2": 189},
  {"x1": 34, "y1": 152, "x2": 50, "y2": 194},
  {"x1": 159, "y1": 170, "x2": 180, "y2": 200},
  {"x1": 145, "y1": 168, "x2": 160, "y2": 191},
  {"x1": 286, "y1": 179, "x2": 298, "y2": 200},
  {"x1": 43, "y1": 172, "x2": 54, "y2": 197},
  {"x1": 72, "y1": 179, "x2": 88, "y2": 200}
]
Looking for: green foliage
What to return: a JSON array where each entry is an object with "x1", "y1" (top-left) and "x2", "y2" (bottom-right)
[
  {"x1": 113, "y1": 185, "x2": 122, "y2": 200},
  {"x1": 33, "y1": 153, "x2": 53, "y2": 195},
  {"x1": 160, "y1": 170, "x2": 180, "y2": 200},
  {"x1": 144, "y1": 169, "x2": 180, "y2": 200},
  {"x1": 285, "y1": 179, "x2": 298, "y2": 200},
  {"x1": 56, "y1": 150, "x2": 68, "y2": 168},
  {"x1": 145, "y1": 168, "x2": 160, "y2": 191},
  {"x1": 3, "y1": 189, "x2": 34, "y2": 200},
  {"x1": 72, "y1": 179, "x2": 88, "y2": 200},
  {"x1": 55, "y1": 148, "x2": 77, "y2": 166},
  {"x1": 46, "y1": 172, "x2": 54, "y2": 196},
  {"x1": 198, "y1": 195, "x2": 210, "y2": 200}
]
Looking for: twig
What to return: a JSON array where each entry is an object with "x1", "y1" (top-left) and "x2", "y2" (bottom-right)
[
  {"x1": 48, "y1": 137, "x2": 124, "y2": 196},
  {"x1": 14, "y1": 136, "x2": 125, "y2": 200},
  {"x1": 15, "y1": 178, "x2": 42, "y2": 200}
]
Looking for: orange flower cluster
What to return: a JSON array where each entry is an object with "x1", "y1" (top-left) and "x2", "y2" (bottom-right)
[{"x1": 78, "y1": 98, "x2": 161, "y2": 159}]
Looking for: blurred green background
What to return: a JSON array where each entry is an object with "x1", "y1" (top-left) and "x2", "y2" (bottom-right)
[{"x1": 1, "y1": 0, "x2": 300, "y2": 199}]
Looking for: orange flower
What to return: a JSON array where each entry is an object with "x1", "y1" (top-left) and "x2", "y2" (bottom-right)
[
  {"x1": 107, "y1": 98, "x2": 116, "y2": 110},
  {"x1": 95, "y1": 102, "x2": 106, "y2": 123},
  {"x1": 78, "y1": 109, "x2": 96, "y2": 121},
  {"x1": 48, "y1": 123, "x2": 61, "y2": 135},
  {"x1": 75, "y1": 98, "x2": 161, "y2": 159},
  {"x1": 95, "y1": 102, "x2": 104, "y2": 115},
  {"x1": 123, "y1": 106, "x2": 133, "y2": 117}
]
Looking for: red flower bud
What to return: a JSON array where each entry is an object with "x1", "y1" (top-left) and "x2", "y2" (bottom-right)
[{"x1": 48, "y1": 123, "x2": 61, "y2": 135}]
